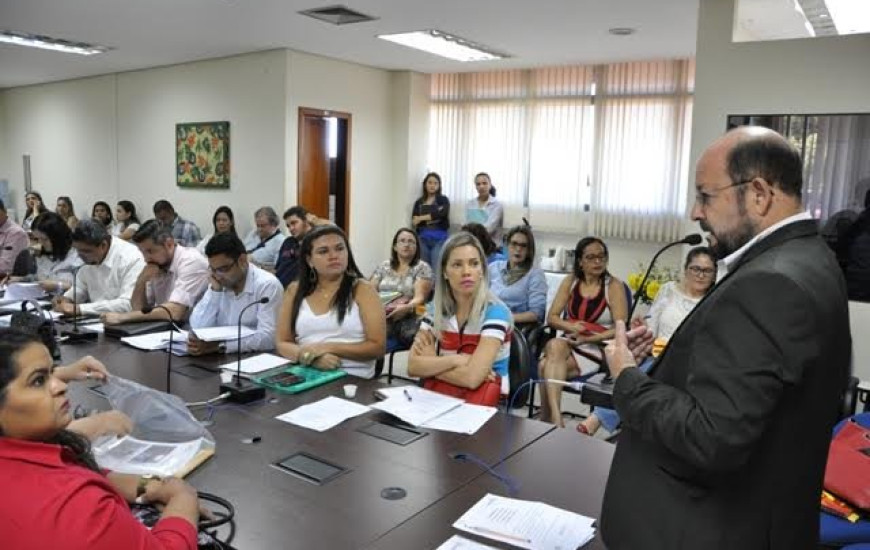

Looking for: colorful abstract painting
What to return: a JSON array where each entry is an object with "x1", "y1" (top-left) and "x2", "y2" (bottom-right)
[{"x1": 176, "y1": 122, "x2": 230, "y2": 188}]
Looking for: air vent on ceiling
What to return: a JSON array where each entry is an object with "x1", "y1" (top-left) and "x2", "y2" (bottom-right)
[{"x1": 299, "y1": 5, "x2": 378, "y2": 26}]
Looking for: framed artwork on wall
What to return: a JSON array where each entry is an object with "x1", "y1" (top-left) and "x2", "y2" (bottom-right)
[{"x1": 176, "y1": 121, "x2": 230, "y2": 188}]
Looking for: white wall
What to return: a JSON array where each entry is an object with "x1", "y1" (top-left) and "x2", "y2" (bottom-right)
[
  {"x1": 391, "y1": 71, "x2": 432, "y2": 232},
  {"x1": 0, "y1": 91, "x2": 8, "y2": 204},
  {"x1": 1, "y1": 50, "x2": 288, "y2": 235},
  {"x1": 285, "y1": 51, "x2": 395, "y2": 275},
  {"x1": 693, "y1": 0, "x2": 870, "y2": 377},
  {"x1": 2, "y1": 75, "x2": 118, "y2": 222},
  {"x1": 117, "y1": 50, "x2": 287, "y2": 237}
]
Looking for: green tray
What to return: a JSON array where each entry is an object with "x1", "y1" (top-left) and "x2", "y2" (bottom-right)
[{"x1": 253, "y1": 364, "x2": 347, "y2": 394}]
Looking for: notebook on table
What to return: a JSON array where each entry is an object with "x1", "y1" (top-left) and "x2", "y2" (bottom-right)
[{"x1": 105, "y1": 320, "x2": 173, "y2": 338}]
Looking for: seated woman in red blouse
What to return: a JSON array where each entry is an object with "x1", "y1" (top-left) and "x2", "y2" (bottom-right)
[{"x1": 0, "y1": 329, "x2": 200, "y2": 550}]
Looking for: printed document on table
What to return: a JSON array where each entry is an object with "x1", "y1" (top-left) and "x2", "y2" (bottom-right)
[
  {"x1": 275, "y1": 396, "x2": 371, "y2": 432},
  {"x1": 421, "y1": 403, "x2": 498, "y2": 435},
  {"x1": 121, "y1": 330, "x2": 189, "y2": 356},
  {"x1": 3, "y1": 282, "x2": 46, "y2": 302},
  {"x1": 453, "y1": 493, "x2": 596, "y2": 550},
  {"x1": 189, "y1": 325, "x2": 255, "y2": 342},
  {"x1": 435, "y1": 535, "x2": 498, "y2": 550},
  {"x1": 371, "y1": 386, "x2": 464, "y2": 426},
  {"x1": 93, "y1": 435, "x2": 204, "y2": 477},
  {"x1": 218, "y1": 353, "x2": 289, "y2": 374}
]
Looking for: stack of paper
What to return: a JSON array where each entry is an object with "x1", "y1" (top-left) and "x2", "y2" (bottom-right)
[
  {"x1": 189, "y1": 325, "x2": 254, "y2": 342},
  {"x1": 218, "y1": 353, "x2": 289, "y2": 375},
  {"x1": 436, "y1": 536, "x2": 498, "y2": 550},
  {"x1": 372, "y1": 386, "x2": 498, "y2": 435},
  {"x1": 275, "y1": 396, "x2": 371, "y2": 432},
  {"x1": 372, "y1": 386, "x2": 464, "y2": 426},
  {"x1": 121, "y1": 330, "x2": 189, "y2": 356},
  {"x1": 453, "y1": 494, "x2": 596, "y2": 550},
  {"x1": 3, "y1": 282, "x2": 46, "y2": 302}
]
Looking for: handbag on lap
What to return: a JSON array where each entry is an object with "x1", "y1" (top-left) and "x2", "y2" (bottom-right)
[{"x1": 824, "y1": 418, "x2": 870, "y2": 510}]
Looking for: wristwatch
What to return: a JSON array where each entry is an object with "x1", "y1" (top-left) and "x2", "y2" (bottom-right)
[{"x1": 136, "y1": 474, "x2": 162, "y2": 498}]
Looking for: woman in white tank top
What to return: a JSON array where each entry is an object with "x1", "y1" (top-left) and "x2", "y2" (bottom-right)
[{"x1": 275, "y1": 226, "x2": 386, "y2": 379}]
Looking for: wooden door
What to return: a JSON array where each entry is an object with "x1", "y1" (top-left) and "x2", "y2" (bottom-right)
[{"x1": 298, "y1": 110, "x2": 330, "y2": 219}]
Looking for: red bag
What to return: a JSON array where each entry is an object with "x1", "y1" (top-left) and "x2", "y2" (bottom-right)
[
  {"x1": 423, "y1": 376, "x2": 502, "y2": 407},
  {"x1": 824, "y1": 419, "x2": 870, "y2": 510}
]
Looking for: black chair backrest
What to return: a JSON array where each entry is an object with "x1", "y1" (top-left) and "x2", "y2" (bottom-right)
[{"x1": 507, "y1": 329, "x2": 533, "y2": 408}]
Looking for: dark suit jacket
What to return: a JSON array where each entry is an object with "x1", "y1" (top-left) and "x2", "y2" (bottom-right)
[{"x1": 601, "y1": 219, "x2": 851, "y2": 549}]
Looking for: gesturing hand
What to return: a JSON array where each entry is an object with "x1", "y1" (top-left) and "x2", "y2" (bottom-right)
[{"x1": 605, "y1": 321, "x2": 643, "y2": 379}]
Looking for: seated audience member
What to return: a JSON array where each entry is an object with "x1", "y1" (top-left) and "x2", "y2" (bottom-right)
[
  {"x1": 370, "y1": 228, "x2": 433, "y2": 350},
  {"x1": 197, "y1": 205, "x2": 237, "y2": 255},
  {"x1": 243, "y1": 206, "x2": 286, "y2": 271},
  {"x1": 276, "y1": 226, "x2": 385, "y2": 379},
  {"x1": 187, "y1": 233, "x2": 283, "y2": 356},
  {"x1": 275, "y1": 206, "x2": 329, "y2": 287},
  {"x1": 411, "y1": 172, "x2": 450, "y2": 267},
  {"x1": 466, "y1": 172, "x2": 504, "y2": 243},
  {"x1": 461, "y1": 222, "x2": 505, "y2": 263},
  {"x1": 0, "y1": 199, "x2": 29, "y2": 278},
  {"x1": 22, "y1": 191, "x2": 49, "y2": 232},
  {"x1": 0, "y1": 329, "x2": 201, "y2": 550},
  {"x1": 839, "y1": 189, "x2": 870, "y2": 301},
  {"x1": 101, "y1": 220, "x2": 209, "y2": 326},
  {"x1": 153, "y1": 200, "x2": 202, "y2": 248},
  {"x1": 112, "y1": 201, "x2": 141, "y2": 241},
  {"x1": 408, "y1": 232, "x2": 513, "y2": 395},
  {"x1": 7, "y1": 212, "x2": 82, "y2": 293},
  {"x1": 55, "y1": 196, "x2": 79, "y2": 230},
  {"x1": 537, "y1": 236, "x2": 628, "y2": 426},
  {"x1": 577, "y1": 247, "x2": 717, "y2": 436},
  {"x1": 91, "y1": 201, "x2": 114, "y2": 230},
  {"x1": 52, "y1": 354, "x2": 133, "y2": 441},
  {"x1": 53, "y1": 219, "x2": 145, "y2": 316},
  {"x1": 490, "y1": 225, "x2": 547, "y2": 325}
]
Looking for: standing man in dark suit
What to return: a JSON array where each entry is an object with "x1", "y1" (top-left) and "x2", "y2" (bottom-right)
[{"x1": 600, "y1": 126, "x2": 851, "y2": 549}]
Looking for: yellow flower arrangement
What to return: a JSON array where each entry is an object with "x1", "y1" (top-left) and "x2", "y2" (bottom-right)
[{"x1": 627, "y1": 264, "x2": 678, "y2": 305}]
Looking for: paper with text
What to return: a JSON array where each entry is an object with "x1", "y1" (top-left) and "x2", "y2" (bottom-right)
[{"x1": 275, "y1": 396, "x2": 371, "y2": 432}]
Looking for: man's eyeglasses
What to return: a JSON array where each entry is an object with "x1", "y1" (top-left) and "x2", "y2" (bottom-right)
[
  {"x1": 687, "y1": 265, "x2": 715, "y2": 277},
  {"x1": 209, "y1": 259, "x2": 238, "y2": 276},
  {"x1": 694, "y1": 180, "x2": 753, "y2": 208}
]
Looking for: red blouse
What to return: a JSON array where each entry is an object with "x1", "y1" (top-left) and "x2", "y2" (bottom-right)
[{"x1": 0, "y1": 437, "x2": 197, "y2": 550}]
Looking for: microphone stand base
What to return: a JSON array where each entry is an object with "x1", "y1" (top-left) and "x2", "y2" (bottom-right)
[
  {"x1": 220, "y1": 377, "x2": 266, "y2": 404},
  {"x1": 60, "y1": 329, "x2": 98, "y2": 343},
  {"x1": 579, "y1": 372, "x2": 615, "y2": 409}
]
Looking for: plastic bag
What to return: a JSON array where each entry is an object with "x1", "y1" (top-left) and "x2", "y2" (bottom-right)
[
  {"x1": 100, "y1": 376, "x2": 215, "y2": 445},
  {"x1": 91, "y1": 376, "x2": 215, "y2": 477}
]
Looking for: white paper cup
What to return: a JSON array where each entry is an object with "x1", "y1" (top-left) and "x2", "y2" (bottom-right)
[{"x1": 343, "y1": 384, "x2": 358, "y2": 398}]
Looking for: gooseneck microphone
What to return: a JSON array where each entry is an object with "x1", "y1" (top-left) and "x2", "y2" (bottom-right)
[
  {"x1": 627, "y1": 234, "x2": 703, "y2": 321},
  {"x1": 142, "y1": 305, "x2": 178, "y2": 394},
  {"x1": 219, "y1": 296, "x2": 269, "y2": 403},
  {"x1": 60, "y1": 265, "x2": 97, "y2": 342}
]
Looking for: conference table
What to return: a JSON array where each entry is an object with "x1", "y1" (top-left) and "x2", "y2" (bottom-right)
[{"x1": 59, "y1": 328, "x2": 615, "y2": 549}]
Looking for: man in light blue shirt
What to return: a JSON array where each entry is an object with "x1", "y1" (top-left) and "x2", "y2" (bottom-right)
[
  {"x1": 243, "y1": 206, "x2": 286, "y2": 272},
  {"x1": 188, "y1": 232, "x2": 284, "y2": 355}
]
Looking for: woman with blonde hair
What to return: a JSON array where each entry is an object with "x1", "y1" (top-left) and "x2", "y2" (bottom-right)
[{"x1": 409, "y1": 232, "x2": 513, "y2": 399}]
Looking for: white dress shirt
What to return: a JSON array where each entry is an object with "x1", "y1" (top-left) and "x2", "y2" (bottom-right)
[
  {"x1": 716, "y1": 211, "x2": 813, "y2": 282},
  {"x1": 243, "y1": 228, "x2": 286, "y2": 270},
  {"x1": 145, "y1": 245, "x2": 210, "y2": 309},
  {"x1": 188, "y1": 263, "x2": 284, "y2": 353},
  {"x1": 65, "y1": 237, "x2": 146, "y2": 315},
  {"x1": 35, "y1": 248, "x2": 83, "y2": 286}
]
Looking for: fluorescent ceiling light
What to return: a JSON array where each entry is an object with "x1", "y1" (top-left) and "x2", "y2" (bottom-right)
[
  {"x1": 825, "y1": 0, "x2": 870, "y2": 34},
  {"x1": 378, "y1": 30, "x2": 506, "y2": 62},
  {"x1": 0, "y1": 30, "x2": 110, "y2": 55}
]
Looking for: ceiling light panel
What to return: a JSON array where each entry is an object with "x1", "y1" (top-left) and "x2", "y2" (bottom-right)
[
  {"x1": 378, "y1": 30, "x2": 507, "y2": 62},
  {"x1": 0, "y1": 30, "x2": 110, "y2": 56}
]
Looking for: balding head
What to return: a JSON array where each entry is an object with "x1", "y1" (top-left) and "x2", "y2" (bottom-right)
[{"x1": 704, "y1": 126, "x2": 804, "y2": 200}]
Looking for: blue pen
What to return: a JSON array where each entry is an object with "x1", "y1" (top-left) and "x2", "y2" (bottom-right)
[{"x1": 403, "y1": 388, "x2": 413, "y2": 401}]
